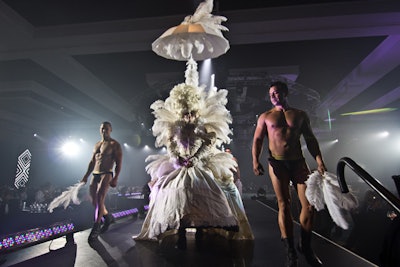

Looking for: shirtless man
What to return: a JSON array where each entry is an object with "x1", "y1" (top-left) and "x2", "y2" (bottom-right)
[
  {"x1": 252, "y1": 81, "x2": 326, "y2": 267},
  {"x1": 81, "y1": 121, "x2": 123, "y2": 242}
]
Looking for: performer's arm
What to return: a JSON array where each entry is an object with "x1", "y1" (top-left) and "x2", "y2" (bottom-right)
[
  {"x1": 110, "y1": 142, "x2": 123, "y2": 188},
  {"x1": 186, "y1": 130, "x2": 215, "y2": 166},
  {"x1": 302, "y1": 112, "x2": 326, "y2": 174},
  {"x1": 81, "y1": 151, "x2": 96, "y2": 184},
  {"x1": 252, "y1": 114, "x2": 266, "y2": 176}
]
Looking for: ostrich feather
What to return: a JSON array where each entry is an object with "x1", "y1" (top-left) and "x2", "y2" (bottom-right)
[
  {"x1": 306, "y1": 171, "x2": 358, "y2": 229},
  {"x1": 184, "y1": 0, "x2": 228, "y2": 32},
  {"x1": 47, "y1": 182, "x2": 85, "y2": 213}
]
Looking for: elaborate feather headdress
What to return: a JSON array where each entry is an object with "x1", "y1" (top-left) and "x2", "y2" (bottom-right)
[
  {"x1": 150, "y1": 58, "x2": 232, "y2": 148},
  {"x1": 149, "y1": 0, "x2": 232, "y2": 150}
]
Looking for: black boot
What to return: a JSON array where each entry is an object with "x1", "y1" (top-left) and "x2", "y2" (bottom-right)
[
  {"x1": 298, "y1": 229, "x2": 322, "y2": 267},
  {"x1": 88, "y1": 222, "x2": 101, "y2": 242},
  {"x1": 282, "y1": 238, "x2": 298, "y2": 267},
  {"x1": 100, "y1": 213, "x2": 115, "y2": 233},
  {"x1": 176, "y1": 228, "x2": 187, "y2": 250},
  {"x1": 195, "y1": 227, "x2": 204, "y2": 248}
]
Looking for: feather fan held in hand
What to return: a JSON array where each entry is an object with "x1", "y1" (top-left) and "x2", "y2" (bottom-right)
[
  {"x1": 305, "y1": 171, "x2": 359, "y2": 229},
  {"x1": 47, "y1": 182, "x2": 85, "y2": 213}
]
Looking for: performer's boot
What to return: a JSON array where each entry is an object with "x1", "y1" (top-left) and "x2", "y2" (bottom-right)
[
  {"x1": 88, "y1": 222, "x2": 101, "y2": 242},
  {"x1": 100, "y1": 213, "x2": 115, "y2": 233},
  {"x1": 195, "y1": 227, "x2": 203, "y2": 247},
  {"x1": 298, "y1": 229, "x2": 322, "y2": 267},
  {"x1": 282, "y1": 237, "x2": 298, "y2": 267},
  {"x1": 176, "y1": 228, "x2": 187, "y2": 250}
]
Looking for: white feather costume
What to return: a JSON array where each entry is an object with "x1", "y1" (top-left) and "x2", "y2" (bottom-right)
[
  {"x1": 135, "y1": 59, "x2": 253, "y2": 241},
  {"x1": 306, "y1": 171, "x2": 359, "y2": 229}
]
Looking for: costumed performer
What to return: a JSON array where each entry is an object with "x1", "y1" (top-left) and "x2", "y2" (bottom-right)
[{"x1": 134, "y1": 58, "x2": 253, "y2": 249}]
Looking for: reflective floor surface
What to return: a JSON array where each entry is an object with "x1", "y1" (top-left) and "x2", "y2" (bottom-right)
[{"x1": 0, "y1": 197, "x2": 377, "y2": 267}]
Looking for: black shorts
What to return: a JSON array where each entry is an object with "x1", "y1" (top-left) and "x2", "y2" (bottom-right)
[
  {"x1": 92, "y1": 172, "x2": 113, "y2": 183},
  {"x1": 268, "y1": 158, "x2": 310, "y2": 184}
]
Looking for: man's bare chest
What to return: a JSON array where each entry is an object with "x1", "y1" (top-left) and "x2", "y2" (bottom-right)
[{"x1": 267, "y1": 111, "x2": 301, "y2": 129}]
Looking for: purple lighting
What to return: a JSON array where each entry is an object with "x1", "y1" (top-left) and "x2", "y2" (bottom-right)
[
  {"x1": 112, "y1": 208, "x2": 139, "y2": 219},
  {"x1": 0, "y1": 221, "x2": 75, "y2": 252}
]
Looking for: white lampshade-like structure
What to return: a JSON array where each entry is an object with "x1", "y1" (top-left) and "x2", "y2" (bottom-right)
[
  {"x1": 152, "y1": 23, "x2": 230, "y2": 61},
  {"x1": 151, "y1": 0, "x2": 229, "y2": 61}
]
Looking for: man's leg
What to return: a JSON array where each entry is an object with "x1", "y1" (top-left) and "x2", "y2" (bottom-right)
[
  {"x1": 88, "y1": 177, "x2": 101, "y2": 241},
  {"x1": 297, "y1": 184, "x2": 322, "y2": 267},
  {"x1": 269, "y1": 164, "x2": 298, "y2": 267},
  {"x1": 88, "y1": 174, "x2": 112, "y2": 241},
  {"x1": 97, "y1": 174, "x2": 114, "y2": 233}
]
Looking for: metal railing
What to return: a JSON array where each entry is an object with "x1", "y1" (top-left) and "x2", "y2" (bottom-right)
[{"x1": 336, "y1": 156, "x2": 400, "y2": 214}]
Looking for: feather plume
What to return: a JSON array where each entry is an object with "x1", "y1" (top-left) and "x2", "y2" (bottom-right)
[
  {"x1": 306, "y1": 171, "x2": 358, "y2": 229},
  {"x1": 184, "y1": 0, "x2": 228, "y2": 33},
  {"x1": 47, "y1": 182, "x2": 85, "y2": 213}
]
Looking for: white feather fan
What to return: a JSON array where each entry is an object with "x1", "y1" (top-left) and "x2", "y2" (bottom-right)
[
  {"x1": 306, "y1": 171, "x2": 358, "y2": 229},
  {"x1": 47, "y1": 182, "x2": 85, "y2": 213}
]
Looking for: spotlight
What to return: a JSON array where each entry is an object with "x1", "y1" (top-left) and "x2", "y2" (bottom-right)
[
  {"x1": 61, "y1": 141, "x2": 80, "y2": 157},
  {"x1": 377, "y1": 131, "x2": 389, "y2": 138}
]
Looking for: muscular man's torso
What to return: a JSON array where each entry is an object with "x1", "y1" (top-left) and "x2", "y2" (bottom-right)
[
  {"x1": 263, "y1": 107, "x2": 305, "y2": 160},
  {"x1": 93, "y1": 139, "x2": 116, "y2": 174}
]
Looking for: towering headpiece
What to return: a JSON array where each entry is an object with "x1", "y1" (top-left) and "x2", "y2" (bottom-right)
[{"x1": 152, "y1": 0, "x2": 229, "y2": 62}]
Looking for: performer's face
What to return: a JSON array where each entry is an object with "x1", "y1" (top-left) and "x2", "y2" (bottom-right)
[
  {"x1": 269, "y1": 86, "x2": 285, "y2": 107},
  {"x1": 182, "y1": 110, "x2": 197, "y2": 123},
  {"x1": 100, "y1": 123, "x2": 112, "y2": 139}
]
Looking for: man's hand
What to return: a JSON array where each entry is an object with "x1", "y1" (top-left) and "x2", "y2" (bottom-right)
[
  {"x1": 317, "y1": 163, "x2": 326, "y2": 175},
  {"x1": 253, "y1": 162, "x2": 265, "y2": 176},
  {"x1": 80, "y1": 177, "x2": 88, "y2": 185},
  {"x1": 110, "y1": 177, "x2": 118, "y2": 188}
]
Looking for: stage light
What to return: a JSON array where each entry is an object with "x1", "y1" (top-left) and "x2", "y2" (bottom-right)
[
  {"x1": 341, "y1": 108, "x2": 397, "y2": 116},
  {"x1": 200, "y1": 59, "x2": 213, "y2": 86},
  {"x1": 0, "y1": 221, "x2": 75, "y2": 253},
  {"x1": 112, "y1": 208, "x2": 139, "y2": 219},
  {"x1": 377, "y1": 131, "x2": 389, "y2": 138},
  {"x1": 61, "y1": 141, "x2": 80, "y2": 157}
]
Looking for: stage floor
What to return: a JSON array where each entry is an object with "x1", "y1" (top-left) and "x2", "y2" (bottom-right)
[{"x1": 0, "y1": 198, "x2": 377, "y2": 267}]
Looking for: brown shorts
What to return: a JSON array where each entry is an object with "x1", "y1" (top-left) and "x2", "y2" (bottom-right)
[{"x1": 268, "y1": 157, "x2": 310, "y2": 184}]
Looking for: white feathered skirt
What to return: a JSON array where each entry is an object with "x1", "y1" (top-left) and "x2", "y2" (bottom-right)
[{"x1": 135, "y1": 165, "x2": 239, "y2": 240}]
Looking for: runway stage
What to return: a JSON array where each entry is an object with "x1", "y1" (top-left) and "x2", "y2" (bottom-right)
[{"x1": 0, "y1": 197, "x2": 377, "y2": 267}]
